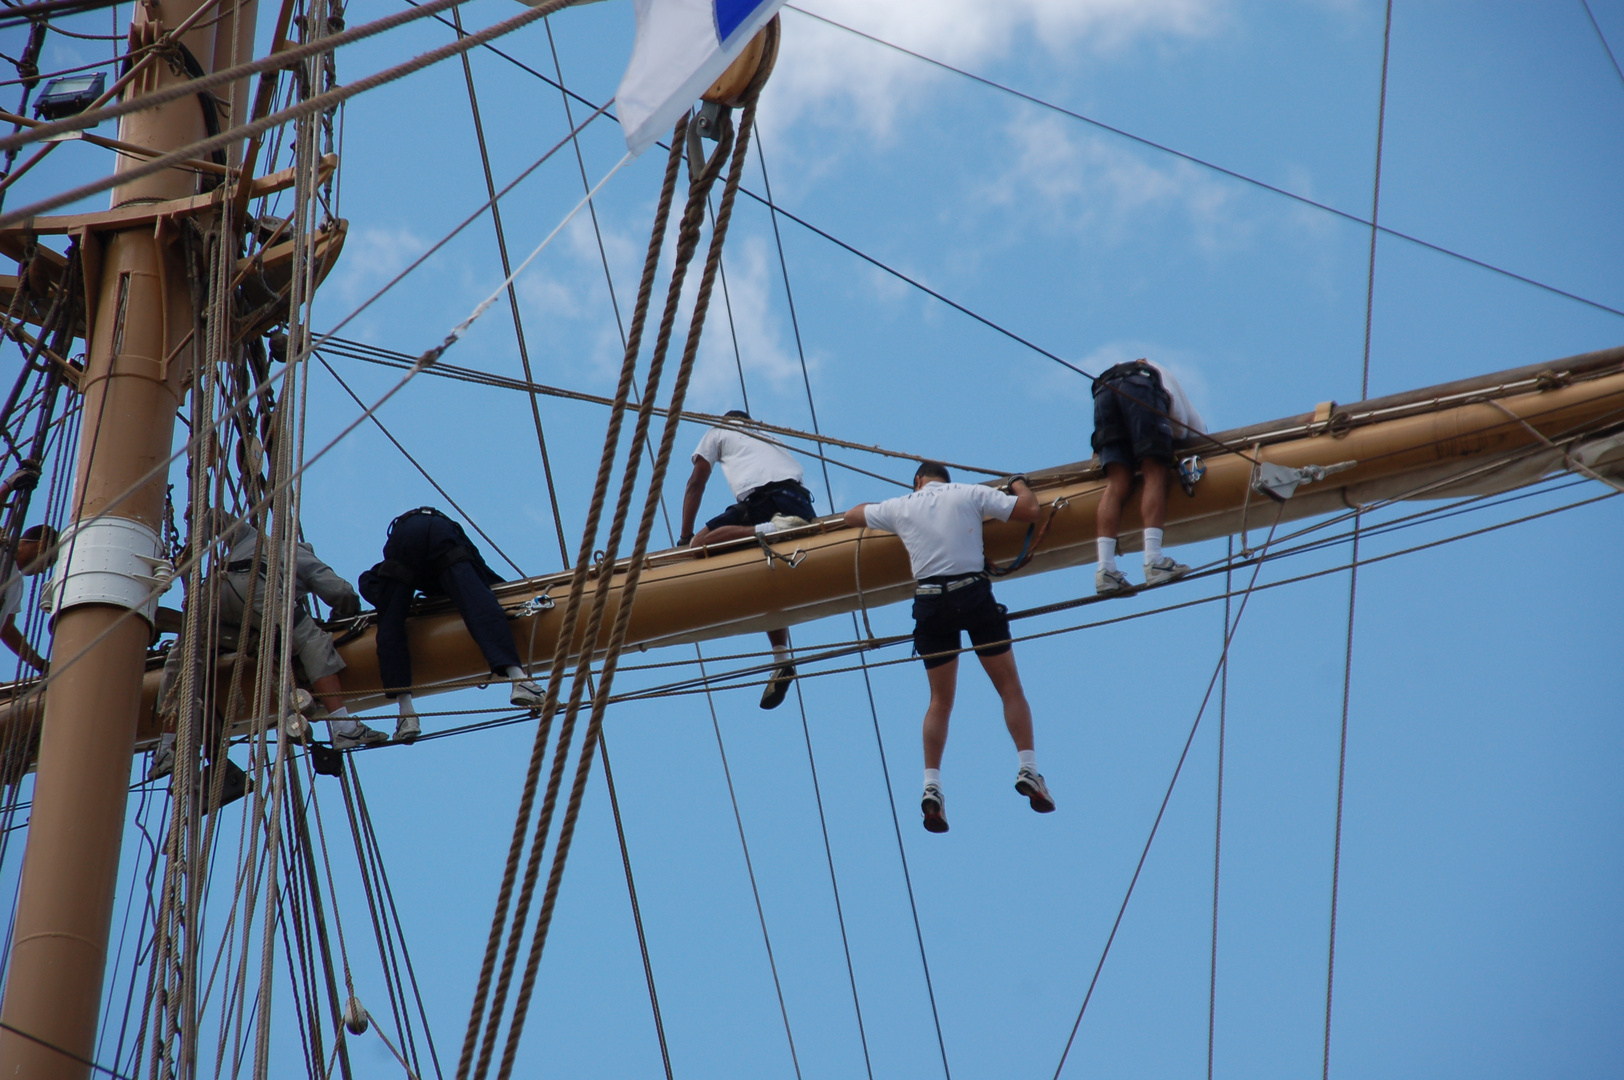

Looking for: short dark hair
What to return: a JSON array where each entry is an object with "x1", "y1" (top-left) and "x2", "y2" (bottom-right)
[
  {"x1": 914, "y1": 460, "x2": 950, "y2": 485},
  {"x1": 723, "y1": 408, "x2": 750, "y2": 420},
  {"x1": 20, "y1": 524, "x2": 56, "y2": 547}
]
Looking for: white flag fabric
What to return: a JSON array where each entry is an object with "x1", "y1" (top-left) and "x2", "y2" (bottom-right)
[{"x1": 616, "y1": 0, "x2": 784, "y2": 155}]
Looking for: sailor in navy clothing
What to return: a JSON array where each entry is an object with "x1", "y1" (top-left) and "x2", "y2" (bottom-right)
[
  {"x1": 680, "y1": 409, "x2": 816, "y2": 710},
  {"x1": 359, "y1": 507, "x2": 545, "y2": 742},
  {"x1": 844, "y1": 462, "x2": 1055, "y2": 833}
]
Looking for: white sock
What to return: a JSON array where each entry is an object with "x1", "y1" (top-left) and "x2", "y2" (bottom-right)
[
  {"x1": 503, "y1": 666, "x2": 528, "y2": 682},
  {"x1": 1143, "y1": 528, "x2": 1164, "y2": 565},
  {"x1": 398, "y1": 693, "x2": 417, "y2": 718},
  {"x1": 328, "y1": 706, "x2": 349, "y2": 720},
  {"x1": 332, "y1": 717, "x2": 362, "y2": 736},
  {"x1": 923, "y1": 768, "x2": 941, "y2": 789},
  {"x1": 773, "y1": 645, "x2": 790, "y2": 665},
  {"x1": 1018, "y1": 749, "x2": 1037, "y2": 771},
  {"x1": 1097, "y1": 537, "x2": 1117, "y2": 572},
  {"x1": 155, "y1": 732, "x2": 176, "y2": 755}
]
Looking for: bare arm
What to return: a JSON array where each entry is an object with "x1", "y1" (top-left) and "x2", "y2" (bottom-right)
[
  {"x1": 680, "y1": 457, "x2": 711, "y2": 544},
  {"x1": 843, "y1": 504, "x2": 872, "y2": 528},
  {"x1": 1009, "y1": 478, "x2": 1040, "y2": 524},
  {"x1": 1, "y1": 615, "x2": 45, "y2": 673}
]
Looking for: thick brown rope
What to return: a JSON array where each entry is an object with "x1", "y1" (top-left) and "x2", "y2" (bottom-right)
[
  {"x1": 472, "y1": 111, "x2": 735, "y2": 1080},
  {"x1": 495, "y1": 88, "x2": 763, "y2": 1080},
  {"x1": 454, "y1": 120, "x2": 688, "y2": 1080}
]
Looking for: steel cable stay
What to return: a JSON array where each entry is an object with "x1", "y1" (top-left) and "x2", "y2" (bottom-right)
[
  {"x1": 1323, "y1": 6, "x2": 1393, "y2": 1076},
  {"x1": 1052, "y1": 505, "x2": 1286, "y2": 1079},
  {"x1": 780, "y1": 4, "x2": 1624, "y2": 325},
  {"x1": 755, "y1": 122, "x2": 896, "y2": 1079}
]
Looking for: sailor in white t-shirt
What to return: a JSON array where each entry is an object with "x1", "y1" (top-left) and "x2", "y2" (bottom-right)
[
  {"x1": 680, "y1": 409, "x2": 818, "y2": 710},
  {"x1": 844, "y1": 462, "x2": 1055, "y2": 833}
]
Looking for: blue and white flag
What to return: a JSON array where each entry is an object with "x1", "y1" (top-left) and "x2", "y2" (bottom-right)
[{"x1": 616, "y1": 0, "x2": 784, "y2": 155}]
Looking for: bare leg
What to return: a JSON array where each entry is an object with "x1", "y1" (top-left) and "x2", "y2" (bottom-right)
[
  {"x1": 1097, "y1": 462, "x2": 1134, "y2": 540},
  {"x1": 311, "y1": 673, "x2": 346, "y2": 716},
  {"x1": 767, "y1": 626, "x2": 789, "y2": 654},
  {"x1": 977, "y1": 649, "x2": 1034, "y2": 752},
  {"x1": 922, "y1": 659, "x2": 959, "y2": 770},
  {"x1": 1140, "y1": 463, "x2": 1170, "y2": 530}
]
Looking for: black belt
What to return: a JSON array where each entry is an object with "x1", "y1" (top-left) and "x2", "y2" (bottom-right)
[
  {"x1": 226, "y1": 559, "x2": 259, "y2": 573},
  {"x1": 741, "y1": 478, "x2": 807, "y2": 501},
  {"x1": 915, "y1": 572, "x2": 987, "y2": 597}
]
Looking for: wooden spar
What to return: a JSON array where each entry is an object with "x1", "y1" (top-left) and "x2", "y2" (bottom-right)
[{"x1": 2, "y1": 344, "x2": 1622, "y2": 744}]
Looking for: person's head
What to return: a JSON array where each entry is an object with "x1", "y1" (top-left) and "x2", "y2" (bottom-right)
[
  {"x1": 13, "y1": 524, "x2": 58, "y2": 575},
  {"x1": 913, "y1": 461, "x2": 950, "y2": 490},
  {"x1": 723, "y1": 408, "x2": 750, "y2": 423}
]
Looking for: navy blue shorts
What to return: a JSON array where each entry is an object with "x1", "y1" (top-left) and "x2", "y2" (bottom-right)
[
  {"x1": 912, "y1": 577, "x2": 1011, "y2": 670},
  {"x1": 705, "y1": 482, "x2": 816, "y2": 532},
  {"x1": 1091, "y1": 371, "x2": 1174, "y2": 468}
]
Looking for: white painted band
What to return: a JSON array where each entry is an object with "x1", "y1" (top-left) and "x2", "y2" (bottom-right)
[{"x1": 41, "y1": 516, "x2": 174, "y2": 623}]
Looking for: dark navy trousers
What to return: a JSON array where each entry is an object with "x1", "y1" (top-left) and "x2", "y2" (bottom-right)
[{"x1": 374, "y1": 512, "x2": 520, "y2": 697}]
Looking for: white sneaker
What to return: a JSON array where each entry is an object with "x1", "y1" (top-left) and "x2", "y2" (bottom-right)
[
  {"x1": 511, "y1": 680, "x2": 546, "y2": 709},
  {"x1": 1144, "y1": 556, "x2": 1190, "y2": 586},
  {"x1": 1095, "y1": 567, "x2": 1132, "y2": 595},
  {"x1": 394, "y1": 713, "x2": 421, "y2": 744},
  {"x1": 921, "y1": 783, "x2": 949, "y2": 834},
  {"x1": 331, "y1": 723, "x2": 389, "y2": 750}
]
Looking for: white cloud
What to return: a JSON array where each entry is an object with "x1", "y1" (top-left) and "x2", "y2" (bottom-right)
[
  {"x1": 763, "y1": 0, "x2": 1224, "y2": 138},
  {"x1": 989, "y1": 110, "x2": 1247, "y2": 252},
  {"x1": 688, "y1": 236, "x2": 803, "y2": 407},
  {"x1": 328, "y1": 225, "x2": 428, "y2": 306}
]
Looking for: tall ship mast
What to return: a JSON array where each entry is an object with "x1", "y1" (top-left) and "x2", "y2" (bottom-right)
[{"x1": 0, "y1": 1, "x2": 1617, "y2": 1077}]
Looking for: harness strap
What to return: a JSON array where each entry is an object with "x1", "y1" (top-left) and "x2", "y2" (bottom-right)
[{"x1": 985, "y1": 497, "x2": 1067, "y2": 578}]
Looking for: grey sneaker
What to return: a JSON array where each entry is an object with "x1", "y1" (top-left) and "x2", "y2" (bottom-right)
[
  {"x1": 394, "y1": 713, "x2": 421, "y2": 744},
  {"x1": 331, "y1": 723, "x2": 389, "y2": 750},
  {"x1": 1096, "y1": 567, "x2": 1132, "y2": 595},
  {"x1": 1015, "y1": 766, "x2": 1056, "y2": 813},
  {"x1": 511, "y1": 680, "x2": 546, "y2": 709},
  {"x1": 759, "y1": 664, "x2": 795, "y2": 710},
  {"x1": 921, "y1": 783, "x2": 949, "y2": 833},
  {"x1": 147, "y1": 736, "x2": 176, "y2": 782},
  {"x1": 1144, "y1": 556, "x2": 1190, "y2": 586}
]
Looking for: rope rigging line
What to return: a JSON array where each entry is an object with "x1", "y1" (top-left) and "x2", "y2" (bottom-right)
[
  {"x1": 1052, "y1": 506, "x2": 1285, "y2": 1079},
  {"x1": 1207, "y1": 537, "x2": 1233, "y2": 1080},
  {"x1": 755, "y1": 122, "x2": 886, "y2": 1080},
  {"x1": 318, "y1": 336, "x2": 1002, "y2": 478},
  {"x1": 0, "y1": 0, "x2": 582, "y2": 227},
  {"x1": 1327, "y1": 9, "x2": 1392, "y2": 1075},
  {"x1": 448, "y1": 2, "x2": 570, "y2": 570},
  {"x1": 698, "y1": 648, "x2": 805, "y2": 1080},
  {"x1": 524, "y1": 27, "x2": 677, "y2": 1077},
  {"x1": 782, "y1": 4, "x2": 1624, "y2": 323},
  {"x1": 316, "y1": 356, "x2": 527, "y2": 577},
  {"x1": 494, "y1": 88, "x2": 767, "y2": 1080},
  {"x1": 456, "y1": 113, "x2": 688, "y2": 1080},
  {"x1": 1580, "y1": 0, "x2": 1624, "y2": 91}
]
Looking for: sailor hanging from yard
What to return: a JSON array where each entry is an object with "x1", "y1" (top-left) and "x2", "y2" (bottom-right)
[
  {"x1": 1090, "y1": 357, "x2": 1207, "y2": 594},
  {"x1": 151, "y1": 518, "x2": 382, "y2": 779},
  {"x1": 358, "y1": 507, "x2": 545, "y2": 742},
  {"x1": 844, "y1": 462, "x2": 1055, "y2": 833},
  {"x1": 680, "y1": 409, "x2": 816, "y2": 710}
]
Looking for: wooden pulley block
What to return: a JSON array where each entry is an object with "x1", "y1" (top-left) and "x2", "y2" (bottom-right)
[{"x1": 702, "y1": 14, "x2": 781, "y2": 105}]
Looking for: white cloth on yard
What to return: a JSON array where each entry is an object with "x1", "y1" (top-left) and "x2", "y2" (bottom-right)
[{"x1": 1141, "y1": 360, "x2": 1206, "y2": 439}]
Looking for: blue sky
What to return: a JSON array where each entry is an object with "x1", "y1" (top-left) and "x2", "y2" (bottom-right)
[{"x1": 5, "y1": 0, "x2": 1624, "y2": 1076}]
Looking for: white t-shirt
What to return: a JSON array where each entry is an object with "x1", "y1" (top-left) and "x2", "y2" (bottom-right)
[
  {"x1": 0, "y1": 572, "x2": 21, "y2": 623},
  {"x1": 693, "y1": 425, "x2": 803, "y2": 500},
  {"x1": 861, "y1": 481, "x2": 1018, "y2": 580},
  {"x1": 1143, "y1": 360, "x2": 1206, "y2": 439}
]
